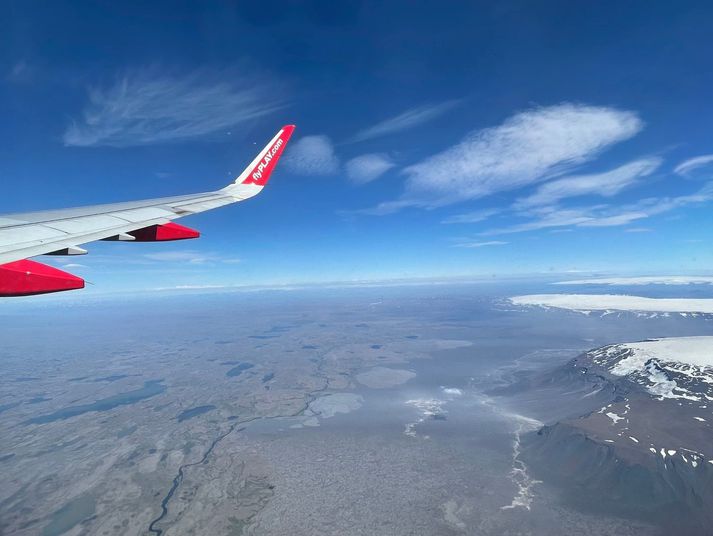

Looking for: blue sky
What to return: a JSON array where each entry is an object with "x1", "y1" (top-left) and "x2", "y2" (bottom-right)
[{"x1": 2, "y1": 1, "x2": 713, "y2": 293}]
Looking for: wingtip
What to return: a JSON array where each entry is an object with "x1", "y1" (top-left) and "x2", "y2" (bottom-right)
[{"x1": 237, "y1": 125, "x2": 296, "y2": 187}]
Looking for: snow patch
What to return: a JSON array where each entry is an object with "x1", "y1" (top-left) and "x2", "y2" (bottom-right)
[
  {"x1": 591, "y1": 337, "x2": 713, "y2": 402},
  {"x1": 618, "y1": 338, "x2": 713, "y2": 369},
  {"x1": 606, "y1": 412, "x2": 625, "y2": 424}
]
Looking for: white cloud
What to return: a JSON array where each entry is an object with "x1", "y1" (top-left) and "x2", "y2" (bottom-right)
[
  {"x1": 142, "y1": 250, "x2": 240, "y2": 264},
  {"x1": 453, "y1": 240, "x2": 508, "y2": 248},
  {"x1": 441, "y1": 208, "x2": 500, "y2": 224},
  {"x1": 513, "y1": 157, "x2": 661, "y2": 209},
  {"x1": 64, "y1": 70, "x2": 282, "y2": 147},
  {"x1": 165, "y1": 284, "x2": 229, "y2": 290},
  {"x1": 283, "y1": 135, "x2": 339, "y2": 176},
  {"x1": 348, "y1": 200, "x2": 415, "y2": 216},
  {"x1": 398, "y1": 104, "x2": 643, "y2": 209},
  {"x1": 345, "y1": 153, "x2": 395, "y2": 184},
  {"x1": 554, "y1": 276, "x2": 713, "y2": 286},
  {"x1": 351, "y1": 99, "x2": 461, "y2": 143},
  {"x1": 484, "y1": 207, "x2": 647, "y2": 234},
  {"x1": 484, "y1": 181, "x2": 713, "y2": 235},
  {"x1": 143, "y1": 251, "x2": 213, "y2": 264},
  {"x1": 674, "y1": 155, "x2": 713, "y2": 177},
  {"x1": 580, "y1": 212, "x2": 650, "y2": 227},
  {"x1": 634, "y1": 181, "x2": 713, "y2": 213},
  {"x1": 483, "y1": 209, "x2": 599, "y2": 234}
]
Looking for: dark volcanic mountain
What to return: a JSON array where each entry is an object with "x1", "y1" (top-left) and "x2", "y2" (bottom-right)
[{"x1": 500, "y1": 337, "x2": 713, "y2": 533}]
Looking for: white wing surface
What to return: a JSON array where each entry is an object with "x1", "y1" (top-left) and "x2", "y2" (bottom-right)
[{"x1": 0, "y1": 125, "x2": 295, "y2": 296}]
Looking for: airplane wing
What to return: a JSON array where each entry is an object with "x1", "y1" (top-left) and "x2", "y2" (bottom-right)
[{"x1": 0, "y1": 125, "x2": 295, "y2": 296}]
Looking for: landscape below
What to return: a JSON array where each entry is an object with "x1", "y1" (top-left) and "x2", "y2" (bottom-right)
[{"x1": 2, "y1": 283, "x2": 713, "y2": 535}]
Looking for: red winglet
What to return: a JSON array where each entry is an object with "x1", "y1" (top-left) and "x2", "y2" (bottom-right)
[{"x1": 240, "y1": 125, "x2": 296, "y2": 186}]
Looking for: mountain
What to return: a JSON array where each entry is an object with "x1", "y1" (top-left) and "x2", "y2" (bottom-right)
[{"x1": 503, "y1": 337, "x2": 713, "y2": 533}]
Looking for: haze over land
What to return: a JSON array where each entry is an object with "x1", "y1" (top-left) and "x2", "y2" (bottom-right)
[{"x1": 3, "y1": 282, "x2": 713, "y2": 534}]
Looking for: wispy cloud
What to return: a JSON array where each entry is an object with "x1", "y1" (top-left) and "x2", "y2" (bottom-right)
[
  {"x1": 158, "y1": 284, "x2": 230, "y2": 291},
  {"x1": 283, "y1": 135, "x2": 340, "y2": 176},
  {"x1": 142, "y1": 250, "x2": 241, "y2": 264},
  {"x1": 6, "y1": 60, "x2": 31, "y2": 83},
  {"x1": 513, "y1": 157, "x2": 661, "y2": 209},
  {"x1": 554, "y1": 276, "x2": 713, "y2": 286},
  {"x1": 453, "y1": 240, "x2": 508, "y2": 248},
  {"x1": 351, "y1": 99, "x2": 461, "y2": 143},
  {"x1": 64, "y1": 69, "x2": 282, "y2": 147},
  {"x1": 441, "y1": 208, "x2": 500, "y2": 224},
  {"x1": 143, "y1": 251, "x2": 213, "y2": 264},
  {"x1": 362, "y1": 104, "x2": 642, "y2": 213},
  {"x1": 484, "y1": 181, "x2": 713, "y2": 235},
  {"x1": 674, "y1": 154, "x2": 713, "y2": 177},
  {"x1": 348, "y1": 200, "x2": 415, "y2": 216},
  {"x1": 345, "y1": 153, "x2": 395, "y2": 184}
]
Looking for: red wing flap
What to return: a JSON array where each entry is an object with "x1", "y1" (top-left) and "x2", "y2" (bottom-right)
[
  {"x1": 129, "y1": 222, "x2": 200, "y2": 242},
  {"x1": 0, "y1": 260, "x2": 84, "y2": 297}
]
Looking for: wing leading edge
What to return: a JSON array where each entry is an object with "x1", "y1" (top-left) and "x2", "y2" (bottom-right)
[{"x1": 0, "y1": 125, "x2": 295, "y2": 296}]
